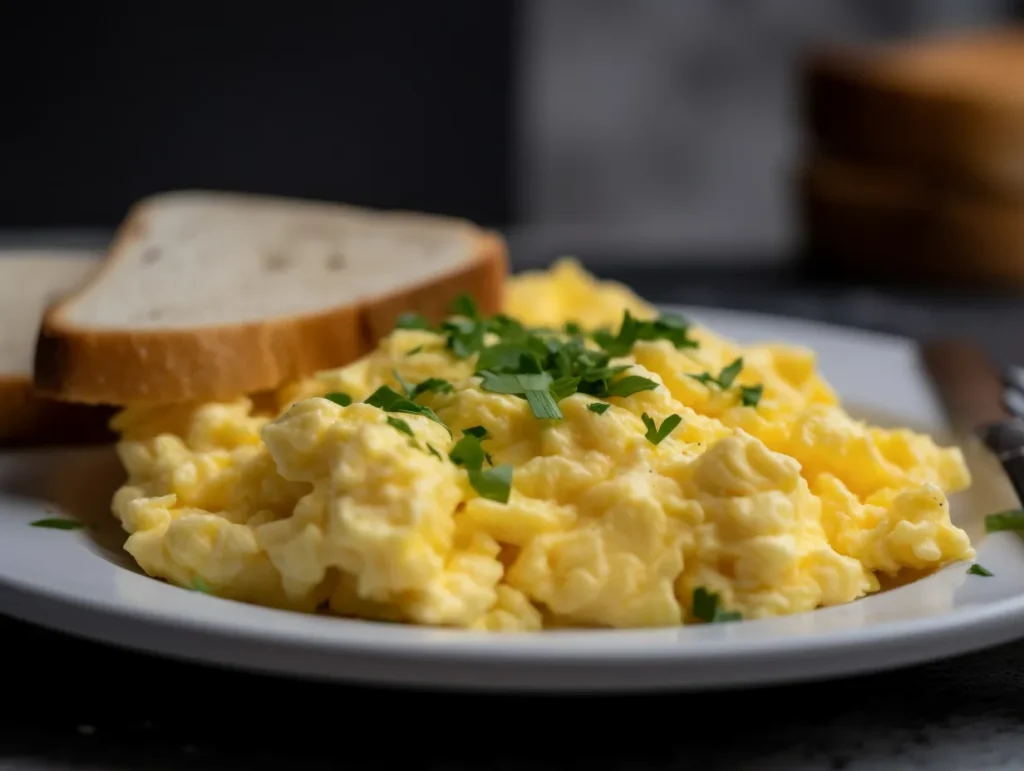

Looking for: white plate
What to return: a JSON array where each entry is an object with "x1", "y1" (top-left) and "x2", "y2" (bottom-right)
[{"x1": 2, "y1": 307, "x2": 1023, "y2": 693}]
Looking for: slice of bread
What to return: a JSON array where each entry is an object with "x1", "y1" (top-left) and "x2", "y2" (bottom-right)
[
  {"x1": 803, "y1": 27, "x2": 1024, "y2": 196},
  {"x1": 0, "y1": 250, "x2": 114, "y2": 446},
  {"x1": 798, "y1": 154, "x2": 1024, "y2": 286},
  {"x1": 35, "y1": 191, "x2": 508, "y2": 405}
]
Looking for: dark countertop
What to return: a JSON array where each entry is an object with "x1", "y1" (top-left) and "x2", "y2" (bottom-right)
[{"x1": 5, "y1": 235, "x2": 1024, "y2": 769}]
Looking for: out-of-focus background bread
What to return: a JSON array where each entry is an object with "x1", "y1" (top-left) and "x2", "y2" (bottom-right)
[
  {"x1": 0, "y1": 250, "x2": 113, "y2": 446},
  {"x1": 799, "y1": 26, "x2": 1024, "y2": 286}
]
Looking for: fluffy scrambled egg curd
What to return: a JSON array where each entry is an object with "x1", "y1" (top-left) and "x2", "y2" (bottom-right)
[{"x1": 110, "y1": 259, "x2": 973, "y2": 631}]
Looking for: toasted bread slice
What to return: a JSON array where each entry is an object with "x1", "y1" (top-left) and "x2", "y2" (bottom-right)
[
  {"x1": 799, "y1": 154, "x2": 1024, "y2": 286},
  {"x1": 803, "y1": 27, "x2": 1024, "y2": 195},
  {"x1": 0, "y1": 251, "x2": 114, "y2": 446},
  {"x1": 35, "y1": 191, "x2": 508, "y2": 405}
]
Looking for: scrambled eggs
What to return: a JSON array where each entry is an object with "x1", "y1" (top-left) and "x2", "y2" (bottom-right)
[{"x1": 110, "y1": 259, "x2": 973, "y2": 630}]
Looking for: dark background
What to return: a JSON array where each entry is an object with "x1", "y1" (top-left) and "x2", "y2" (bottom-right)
[{"x1": 1, "y1": 2, "x2": 515, "y2": 229}]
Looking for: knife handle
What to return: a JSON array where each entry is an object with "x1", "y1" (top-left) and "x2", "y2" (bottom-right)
[{"x1": 980, "y1": 419, "x2": 1024, "y2": 505}]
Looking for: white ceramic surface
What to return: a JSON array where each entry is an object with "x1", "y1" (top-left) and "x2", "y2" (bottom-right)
[{"x1": 1, "y1": 307, "x2": 1022, "y2": 693}]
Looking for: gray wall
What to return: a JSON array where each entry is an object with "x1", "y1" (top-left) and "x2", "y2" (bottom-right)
[{"x1": 516, "y1": 0, "x2": 1016, "y2": 264}]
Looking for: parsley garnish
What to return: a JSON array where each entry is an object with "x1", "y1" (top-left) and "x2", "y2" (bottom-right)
[
  {"x1": 192, "y1": 576, "x2": 212, "y2": 594},
  {"x1": 470, "y1": 464, "x2": 513, "y2": 504},
  {"x1": 426, "y1": 443, "x2": 444, "y2": 461},
  {"x1": 364, "y1": 385, "x2": 451, "y2": 435},
  {"x1": 449, "y1": 294, "x2": 479, "y2": 319},
  {"x1": 405, "y1": 345, "x2": 424, "y2": 357},
  {"x1": 478, "y1": 371, "x2": 578, "y2": 420},
  {"x1": 386, "y1": 416, "x2": 414, "y2": 437},
  {"x1": 588, "y1": 402, "x2": 611, "y2": 415},
  {"x1": 967, "y1": 563, "x2": 993, "y2": 577},
  {"x1": 690, "y1": 357, "x2": 764, "y2": 407},
  {"x1": 641, "y1": 413, "x2": 682, "y2": 445},
  {"x1": 740, "y1": 384, "x2": 763, "y2": 408},
  {"x1": 393, "y1": 371, "x2": 453, "y2": 401},
  {"x1": 691, "y1": 357, "x2": 744, "y2": 389},
  {"x1": 692, "y1": 587, "x2": 742, "y2": 623},
  {"x1": 564, "y1": 322, "x2": 582, "y2": 336},
  {"x1": 985, "y1": 510, "x2": 1024, "y2": 532},
  {"x1": 604, "y1": 375, "x2": 659, "y2": 398},
  {"x1": 324, "y1": 392, "x2": 353, "y2": 407},
  {"x1": 30, "y1": 518, "x2": 84, "y2": 530},
  {"x1": 395, "y1": 313, "x2": 434, "y2": 331},
  {"x1": 592, "y1": 310, "x2": 698, "y2": 356},
  {"x1": 448, "y1": 427, "x2": 511, "y2": 503}
]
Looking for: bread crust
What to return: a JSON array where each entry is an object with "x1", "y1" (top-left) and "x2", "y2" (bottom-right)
[
  {"x1": 0, "y1": 375, "x2": 114, "y2": 447},
  {"x1": 799, "y1": 154, "x2": 1024, "y2": 286},
  {"x1": 34, "y1": 196, "x2": 509, "y2": 405},
  {"x1": 803, "y1": 29, "x2": 1024, "y2": 196}
]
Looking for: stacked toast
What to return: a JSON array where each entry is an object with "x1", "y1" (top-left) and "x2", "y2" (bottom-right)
[
  {"x1": 3, "y1": 191, "x2": 507, "y2": 446},
  {"x1": 799, "y1": 27, "x2": 1024, "y2": 285}
]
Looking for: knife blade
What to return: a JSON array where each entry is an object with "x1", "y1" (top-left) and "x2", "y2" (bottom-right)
[{"x1": 920, "y1": 339, "x2": 1024, "y2": 505}]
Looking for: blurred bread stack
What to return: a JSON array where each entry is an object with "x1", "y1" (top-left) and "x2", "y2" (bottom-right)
[{"x1": 798, "y1": 27, "x2": 1024, "y2": 286}]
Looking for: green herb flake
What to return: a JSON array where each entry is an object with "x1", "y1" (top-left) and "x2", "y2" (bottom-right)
[
  {"x1": 405, "y1": 345, "x2": 424, "y2": 357},
  {"x1": 395, "y1": 313, "x2": 434, "y2": 332},
  {"x1": 386, "y1": 416, "x2": 415, "y2": 437},
  {"x1": 463, "y1": 425, "x2": 489, "y2": 439},
  {"x1": 692, "y1": 586, "x2": 742, "y2": 623},
  {"x1": 410, "y1": 378, "x2": 454, "y2": 399},
  {"x1": 588, "y1": 402, "x2": 611, "y2": 415},
  {"x1": 442, "y1": 317, "x2": 487, "y2": 359},
  {"x1": 641, "y1": 413, "x2": 682, "y2": 445},
  {"x1": 985, "y1": 510, "x2": 1024, "y2": 533},
  {"x1": 426, "y1": 443, "x2": 444, "y2": 461},
  {"x1": 564, "y1": 322, "x2": 582, "y2": 336},
  {"x1": 469, "y1": 464, "x2": 513, "y2": 504},
  {"x1": 593, "y1": 310, "x2": 699, "y2": 357},
  {"x1": 478, "y1": 370, "x2": 569, "y2": 420},
  {"x1": 363, "y1": 385, "x2": 451, "y2": 435},
  {"x1": 717, "y1": 357, "x2": 743, "y2": 389},
  {"x1": 323, "y1": 392, "x2": 353, "y2": 407},
  {"x1": 192, "y1": 576, "x2": 213, "y2": 594},
  {"x1": 449, "y1": 294, "x2": 480, "y2": 319},
  {"x1": 740, "y1": 384, "x2": 764, "y2": 408},
  {"x1": 967, "y1": 563, "x2": 993, "y2": 577},
  {"x1": 604, "y1": 375, "x2": 659, "y2": 399},
  {"x1": 30, "y1": 518, "x2": 84, "y2": 531}
]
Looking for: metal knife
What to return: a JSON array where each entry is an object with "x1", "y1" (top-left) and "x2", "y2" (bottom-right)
[{"x1": 921, "y1": 339, "x2": 1024, "y2": 505}]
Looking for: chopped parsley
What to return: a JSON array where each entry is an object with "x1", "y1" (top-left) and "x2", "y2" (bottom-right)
[
  {"x1": 405, "y1": 345, "x2": 424, "y2": 357},
  {"x1": 426, "y1": 443, "x2": 444, "y2": 461},
  {"x1": 192, "y1": 576, "x2": 212, "y2": 593},
  {"x1": 449, "y1": 294, "x2": 480, "y2": 319},
  {"x1": 739, "y1": 384, "x2": 764, "y2": 408},
  {"x1": 386, "y1": 416, "x2": 414, "y2": 437},
  {"x1": 323, "y1": 392, "x2": 353, "y2": 407},
  {"x1": 588, "y1": 402, "x2": 611, "y2": 415},
  {"x1": 30, "y1": 518, "x2": 84, "y2": 530},
  {"x1": 967, "y1": 563, "x2": 993, "y2": 577},
  {"x1": 447, "y1": 426, "x2": 511, "y2": 503},
  {"x1": 364, "y1": 385, "x2": 451, "y2": 435},
  {"x1": 985, "y1": 510, "x2": 1024, "y2": 533},
  {"x1": 470, "y1": 464, "x2": 513, "y2": 504},
  {"x1": 604, "y1": 375, "x2": 659, "y2": 398},
  {"x1": 691, "y1": 357, "x2": 744, "y2": 389},
  {"x1": 478, "y1": 371, "x2": 577, "y2": 420},
  {"x1": 692, "y1": 587, "x2": 742, "y2": 623},
  {"x1": 395, "y1": 313, "x2": 434, "y2": 331},
  {"x1": 592, "y1": 311, "x2": 699, "y2": 357},
  {"x1": 641, "y1": 413, "x2": 682, "y2": 445},
  {"x1": 393, "y1": 370, "x2": 453, "y2": 401},
  {"x1": 689, "y1": 357, "x2": 764, "y2": 408}
]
